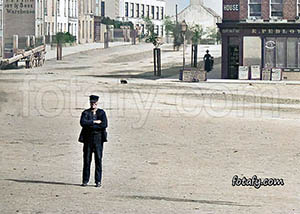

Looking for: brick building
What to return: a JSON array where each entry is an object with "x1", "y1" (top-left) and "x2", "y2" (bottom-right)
[{"x1": 218, "y1": 0, "x2": 300, "y2": 80}]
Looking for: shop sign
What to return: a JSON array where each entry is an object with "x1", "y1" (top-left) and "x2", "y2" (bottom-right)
[
  {"x1": 224, "y1": 4, "x2": 239, "y2": 12},
  {"x1": 252, "y1": 28, "x2": 300, "y2": 35},
  {"x1": 223, "y1": 0, "x2": 240, "y2": 20},
  {"x1": 265, "y1": 41, "x2": 276, "y2": 50}
]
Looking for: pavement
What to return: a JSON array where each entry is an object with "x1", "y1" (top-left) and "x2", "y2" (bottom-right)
[{"x1": 45, "y1": 41, "x2": 132, "y2": 60}]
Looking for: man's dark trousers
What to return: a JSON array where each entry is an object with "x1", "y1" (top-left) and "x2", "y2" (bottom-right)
[{"x1": 82, "y1": 134, "x2": 104, "y2": 184}]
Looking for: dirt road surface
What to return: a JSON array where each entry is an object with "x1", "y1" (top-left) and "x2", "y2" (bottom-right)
[{"x1": 0, "y1": 43, "x2": 300, "y2": 214}]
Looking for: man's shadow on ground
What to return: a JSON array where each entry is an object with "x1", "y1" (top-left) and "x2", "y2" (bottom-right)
[{"x1": 5, "y1": 179, "x2": 80, "y2": 187}]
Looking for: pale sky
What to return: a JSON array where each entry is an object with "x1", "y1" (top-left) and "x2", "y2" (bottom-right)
[{"x1": 165, "y1": 0, "x2": 222, "y2": 17}]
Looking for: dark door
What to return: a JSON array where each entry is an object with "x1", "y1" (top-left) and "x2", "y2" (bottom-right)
[
  {"x1": 228, "y1": 46, "x2": 239, "y2": 79},
  {"x1": 94, "y1": 23, "x2": 101, "y2": 42}
]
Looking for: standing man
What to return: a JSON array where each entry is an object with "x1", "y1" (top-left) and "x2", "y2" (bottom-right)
[
  {"x1": 203, "y1": 50, "x2": 213, "y2": 72},
  {"x1": 79, "y1": 95, "x2": 108, "y2": 187}
]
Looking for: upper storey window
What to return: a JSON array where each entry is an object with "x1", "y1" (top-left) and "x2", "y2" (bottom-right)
[
  {"x1": 270, "y1": 0, "x2": 283, "y2": 17},
  {"x1": 249, "y1": 0, "x2": 262, "y2": 17}
]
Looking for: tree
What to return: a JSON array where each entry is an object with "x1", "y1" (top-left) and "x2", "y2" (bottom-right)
[
  {"x1": 172, "y1": 23, "x2": 183, "y2": 51},
  {"x1": 190, "y1": 24, "x2": 205, "y2": 45},
  {"x1": 163, "y1": 16, "x2": 175, "y2": 44},
  {"x1": 55, "y1": 32, "x2": 76, "y2": 60},
  {"x1": 144, "y1": 17, "x2": 161, "y2": 47},
  {"x1": 206, "y1": 27, "x2": 221, "y2": 44}
]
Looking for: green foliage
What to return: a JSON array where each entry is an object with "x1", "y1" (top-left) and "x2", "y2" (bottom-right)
[
  {"x1": 172, "y1": 23, "x2": 183, "y2": 48},
  {"x1": 190, "y1": 24, "x2": 205, "y2": 45},
  {"x1": 206, "y1": 27, "x2": 221, "y2": 44},
  {"x1": 101, "y1": 17, "x2": 133, "y2": 29},
  {"x1": 144, "y1": 17, "x2": 160, "y2": 47},
  {"x1": 164, "y1": 16, "x2": 175, "y2": 36},
  {"x1": 56, "y1": 32, "x2": 76, "y2": 44}
]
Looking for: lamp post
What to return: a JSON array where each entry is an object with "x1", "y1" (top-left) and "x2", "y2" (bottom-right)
[{"x1": 181, "y1": 20, "x2": 187, "y2": 70}]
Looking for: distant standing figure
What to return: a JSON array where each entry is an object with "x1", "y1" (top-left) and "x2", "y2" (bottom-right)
[
  {"x1": 79, "y1": 95, "x2": 108, "y2": 188},
  {"x1": 203, "y1": 50, "x2": 214, "y2": 72}
]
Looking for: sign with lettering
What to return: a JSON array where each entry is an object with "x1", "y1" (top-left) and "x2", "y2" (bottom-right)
[
  {"x1": 271, "y1": 68, "x2": 282, "y2": 81},
  {"x1": 223, "y1": 0, "x2": 240, "y2": 20},
  {"x1": 4, "y1": 0, "x2": 35, "y2": 43},
  {"x1": 224, "y1": 4, "x2": 239, "y2": 12},
  {"x1": 239, "y1": 66, "x2": 249, "y2": 80},
  {"x1": 251, "y1": 65, "x2": 261, "y2": 80},
  {"x1": 221, "y1": 27, "x2": 300, "y2": 36}
]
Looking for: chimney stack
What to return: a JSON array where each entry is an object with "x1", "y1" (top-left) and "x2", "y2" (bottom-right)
[{"x1": 190, "y1": 0, "x2": 204, "y2": 5}]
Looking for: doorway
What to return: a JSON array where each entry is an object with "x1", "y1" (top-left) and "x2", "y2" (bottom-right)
[{"x1": 228, "y1": 46, "x2": 239, "y2": 79}]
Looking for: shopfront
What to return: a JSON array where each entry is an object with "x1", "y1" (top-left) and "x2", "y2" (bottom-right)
[{"x1": 217, "y1": 23, "x2": 300, "y2": 80}]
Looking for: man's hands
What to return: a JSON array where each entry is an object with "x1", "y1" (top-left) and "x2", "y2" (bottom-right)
[{"x1": 93, "y1": 120, "x2": 102, "y2": 124}]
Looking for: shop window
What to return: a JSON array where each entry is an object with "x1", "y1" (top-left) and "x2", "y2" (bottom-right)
[
  {"x1": 249, "y1": 0, "x2": 261, "y2": 17},
  {"x1": 264, "y1": 37, "x2": 300, "y2": 68},
  {"x1": 276, "y1": 38, "x2": 285, "y2": 67},
  {"x1": 270, "y1": 0, "x2": 283, "y2": 17},
  {"x1": 264, "y1": 38, "x2": 276, "y2": 68},
  {"x1": 287, "y1": 38, "x2": 297, "y2": 68}
]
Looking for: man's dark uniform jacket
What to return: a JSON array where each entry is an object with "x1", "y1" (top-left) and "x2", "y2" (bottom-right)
[
  {"x1": 79, "y1": 108, "x2": 108, "y2": 143},
  {"x1": 79, "y1": 108, "x2": 108, "y2": 185}
]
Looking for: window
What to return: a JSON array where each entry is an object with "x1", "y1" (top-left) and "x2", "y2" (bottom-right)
[
  {"x1": 74, "y1": 0, "x2": 77, "y2": 17},
  {"x1": 161, "y1": 7, "x2": 164, "y2": 20},
  {"x1": 156, "y1": 6, "x2": 159, "y2": 19},
  {"x1": 141, "y1": 4, "x2": 145, "y2": 17},
  {"x1": 125, "y1": 2, "x2": 128, "y2": 17},
  {"x1": 57, "y1": 0, "x2": 60, "y2": 16},
  {"x1": 156, "y1": 25, "x2": 159, "y2": 35},
  {"x1": 161, "y1": 26, "x2": 164, "y2": 36},
  {"x1": 264, "y1": 37, "x2": 300, "y2": 68},
  {"x1": 52, "y1": 0, "x2": 55, "y2": 16},
  {"x1": 270, "y1": 0, "x2": 283, "y2": 17},
  {"x1": 90, "y1": 21, "x2": 92, "y2": 39},
  {"x1": 287, "y1": 38, "x2": 297, "y2": 68},
  {"x1": 131, "y1": 3, "x2": 134, "y2": 17},
  {"x1": 151, "y1": 6, "x2": 155, "y2": 19},
  {"x1": 298, "y1": 0, "x2": 300, "y2": 16},
  {"x1": 64, "y1": 0, "x2": 66, "y2": 17},
  {"x1": 249, "y1": 0, "x2": 261, "y2": 17},
  {"x1": 101, "y1": 1, "x2": 105, "y2": 16},
  {"x1": 146, "y1": 5, "x2": 150, "y2": 18},
  {"x1": 136, "y1": 4, "x2": 139, "y2": 18},
  {"x1": 82, "y1": 21, "x2": 84, "y2": 39},
  {"x1": 68, "y1": 0, "x2": 71, "y2": 16},
  {"x1": 45, "y1": 0, "x2": 48, "y2": 16}
]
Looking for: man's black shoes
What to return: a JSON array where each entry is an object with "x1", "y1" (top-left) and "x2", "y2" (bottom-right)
[
  {"x1": 81, "y1": 183, "x2": 88, "y2": 187},
  {"x1": 95, "y1": 182, "x2": 101, "y2": 188}
]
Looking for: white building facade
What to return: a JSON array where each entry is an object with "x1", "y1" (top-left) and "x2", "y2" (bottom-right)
[
  {"x1": 45, "y1": 0, "x2": 78, "y2": 42},
  {"x1": 107, "y1": 0, "x2": 166, "y2": 37},
  {"x1": 177, "y1": 0, "x2": 221, "y2": 32},
  {"x1": 68, "y1": 0, "x2": 78, "y2": 40}
]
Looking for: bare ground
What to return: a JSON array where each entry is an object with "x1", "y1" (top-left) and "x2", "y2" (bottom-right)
[{"x1": 0, "y1": 43, "x2": 300, "y2": 214}]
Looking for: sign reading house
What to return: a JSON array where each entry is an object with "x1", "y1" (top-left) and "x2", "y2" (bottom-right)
[
  {"x1": 223, "y1": 0, "x2": 240, "y2": 21},
  {"x1": 4, "y1": 0, "x2": 35, "y2": 42}
]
